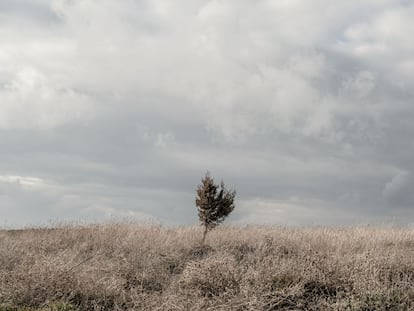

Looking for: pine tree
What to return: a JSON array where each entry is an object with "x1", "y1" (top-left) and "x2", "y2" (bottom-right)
[{"x1": 195, "y1": 172, "x2": 236, "y2": 244}]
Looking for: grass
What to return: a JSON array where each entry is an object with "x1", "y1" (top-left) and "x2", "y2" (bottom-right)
[{"x1": 1, "y1": 224, "x2": 413, "y2": 310}]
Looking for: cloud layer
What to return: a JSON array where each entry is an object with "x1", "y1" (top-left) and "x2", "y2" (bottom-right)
[{"x1": 1, "y1": 0, "x2": 414, "y2": 227}]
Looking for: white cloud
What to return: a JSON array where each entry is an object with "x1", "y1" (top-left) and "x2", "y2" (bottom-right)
[
  {"x1": 339, "y1": 5, "x2": 414, "y2": 84},
  {"x1": 232, "y1": 197, "x2": 367, "y2": 226},
  {"x1": 0, "y1": 175, "x2": 46, "y2": 188},
  {"x1": 0, "y1": 67, "x2": 95, "y2": 129},
  {"x1": 1, "y1": 0, "x2": 414, "y2": 226}
]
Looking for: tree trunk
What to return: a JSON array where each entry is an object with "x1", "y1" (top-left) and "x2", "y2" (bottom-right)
[{"x1": 201, "y1": 225, "x2": 208, "y2": 245}]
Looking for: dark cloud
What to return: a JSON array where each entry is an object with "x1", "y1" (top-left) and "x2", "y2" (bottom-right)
[
  {"x1": 1, "y1": 0, "x2": 413, "y2": 227},
  {"x1": 0, "y1": 0, "x2": 60, "y2": 23}
]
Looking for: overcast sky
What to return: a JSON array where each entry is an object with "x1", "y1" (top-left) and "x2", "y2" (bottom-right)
[{"x1": 1, "y1": 0, "x2": 414, "y2": 227}]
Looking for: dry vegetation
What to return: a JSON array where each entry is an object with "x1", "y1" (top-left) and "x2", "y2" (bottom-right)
[{"x1": 1, "y1": 224, "x2": 414, "y2": 310}]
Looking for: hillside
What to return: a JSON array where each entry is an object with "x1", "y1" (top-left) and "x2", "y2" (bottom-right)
[{"x1": 1, "y1": 224, "x2": 413, "y2": 310}]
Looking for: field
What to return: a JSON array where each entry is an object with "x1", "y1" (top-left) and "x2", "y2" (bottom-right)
[{"x1": 1, "y1": 224, "x2": 414, "y2": 310}]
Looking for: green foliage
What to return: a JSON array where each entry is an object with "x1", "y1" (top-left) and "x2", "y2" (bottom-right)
[{"x1": 195, "y1": 172, "x2": 236, "y2": 243}]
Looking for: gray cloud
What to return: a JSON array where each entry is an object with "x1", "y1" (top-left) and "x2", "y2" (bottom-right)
[
  {"x1": 1, "y1": 0, "x2": 413, "y2": 227},
  {"x1": 383, "y1": 171, "x2": 414, "y2": 207},
  {"x1": 0, "y1": 0, "x2": 60, "y2": 24}
]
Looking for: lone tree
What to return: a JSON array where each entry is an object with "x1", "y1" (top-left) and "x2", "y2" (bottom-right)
[{"x1": 196, "y1": 172, "x2": 236, "y2": 244}]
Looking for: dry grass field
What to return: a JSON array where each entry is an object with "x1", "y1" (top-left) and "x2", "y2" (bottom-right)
[{"x1": 1, "y1": 224, "x2": 413, "y2": 310}]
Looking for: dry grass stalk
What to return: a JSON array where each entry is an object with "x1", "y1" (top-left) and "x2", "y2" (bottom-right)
[{"x1": 0, "y1": 224, "x2": 413, "y2": 310}]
